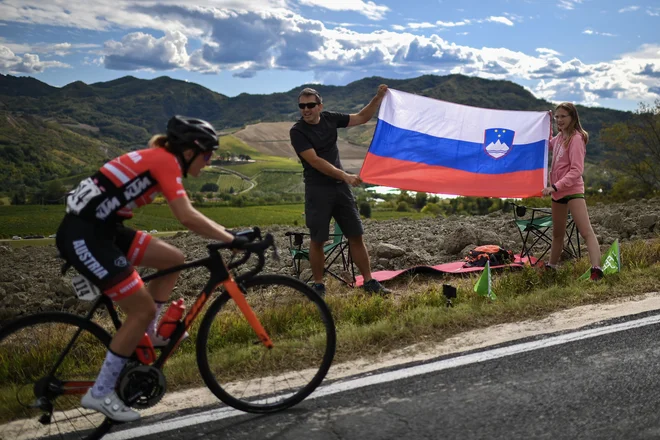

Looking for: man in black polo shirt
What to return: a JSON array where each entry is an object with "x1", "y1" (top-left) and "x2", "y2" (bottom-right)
[{"x1": 289, "y1": 85, "x2": 390, "y2": 296}]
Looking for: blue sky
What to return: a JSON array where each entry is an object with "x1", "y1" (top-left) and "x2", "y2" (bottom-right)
[{"x1": 0, "y1": 0, "x2": 659, "y2": 111}]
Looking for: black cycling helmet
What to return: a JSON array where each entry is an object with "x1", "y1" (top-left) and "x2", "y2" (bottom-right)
[
  {"x1": 165, "y1": 115, "x2": 218, "y2": 177},
  {"x1": 166, "y1": 115, "x2": 219, "y2": 152}
]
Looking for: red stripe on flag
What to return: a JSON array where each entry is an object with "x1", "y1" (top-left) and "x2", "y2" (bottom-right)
[{"x1": 360, "y1": 153, "x2": 544, "y2": 198}]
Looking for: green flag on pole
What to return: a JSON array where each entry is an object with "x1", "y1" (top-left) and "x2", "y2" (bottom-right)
[
  {"x1": 474, "y1": 261, "x2": 496, "y2": 300},
  {"x1": 579, "y1": 239, "x2": 621, "y2": 281}
]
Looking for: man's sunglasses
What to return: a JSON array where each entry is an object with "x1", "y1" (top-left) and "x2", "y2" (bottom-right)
[
  {"x1": 203, "y1": 151, "x2": 213, "y2": 161},
  {"x1": 298, "y1": 102, "x2": 319, "y2": 109}
]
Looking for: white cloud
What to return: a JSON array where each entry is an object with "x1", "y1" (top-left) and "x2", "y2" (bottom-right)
[
  {"x1": 103, "y1": 30, "x2": 191, "y2": 71},
  {"x1": 618, "y1": 6, "x2": 640, "y2": 13},
  {"x1": 401, "y1": 15, "x2": 514, "y2": 31},
  {"x1": 436, "y1": 20, "x2": 471, "y2": 27},
  {"x1": 297, "y1": 0, "x2": 389, "y2": 20},
  {"x1": 0, "y1": 0, "x2": 290, "y2": 30},
  {"x1": 558, "y1": 0, "x2": 583, "y2": 10},
  {"x1": 408, "y1": 22, "x2": 437, "y2": 29},
  {"x1": 536, "y1": 48, "x2": 562, "y2": 57},
  {"x1": 0, "y1": 39, "x2": 100, "y2": 56},
  {"x1": 486, "y1": 16, "x2": 514, "y2": 26},
  {"x1": 583, "y1": 29, "x2": 616, "y2": 37},
  {"x1": 0, "y1": 45, "x2": 70, "y2": 73}
]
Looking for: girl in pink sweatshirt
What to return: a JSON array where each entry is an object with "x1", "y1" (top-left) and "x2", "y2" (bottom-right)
[{"x1": 542, "y1": 102, "x2": 603, "y2": 280}]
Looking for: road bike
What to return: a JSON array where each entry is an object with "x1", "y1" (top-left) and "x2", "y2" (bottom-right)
[{"x1": 0, "y1": 228, "x2": 336, "y2": 439}]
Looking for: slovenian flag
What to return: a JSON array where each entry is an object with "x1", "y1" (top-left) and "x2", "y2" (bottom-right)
[{"x1": 360, "y1": 89, "x2": 551, "y2": 198}]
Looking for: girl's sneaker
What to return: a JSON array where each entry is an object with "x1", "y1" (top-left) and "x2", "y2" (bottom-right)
[{"x1": 590, "y1": 267, "x2": 604, "y2": 281}]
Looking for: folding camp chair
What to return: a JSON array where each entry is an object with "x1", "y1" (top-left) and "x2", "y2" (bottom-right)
[
  {"x1": 511, "y1": 202, "x2": 581, "y2": 264},
  {"x1": 285, "y1": 222, "x2": 356, "y2": 286}
]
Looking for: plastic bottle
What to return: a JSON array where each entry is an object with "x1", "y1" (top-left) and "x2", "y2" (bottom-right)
[
  {"x1": 135, "y1": 333, "x2": 156, "y2": 365},
  {"x1": 157, "y1": 298, "x2": 186, "y2": 339}
]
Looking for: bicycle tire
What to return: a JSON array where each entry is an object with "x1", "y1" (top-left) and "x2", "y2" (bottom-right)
[
  {"x1": 196, "y1": 274, "x2": 336, "y2": 413},
  {"x1": 0, "y1": 312, "x2": 114, "y2": 440}
]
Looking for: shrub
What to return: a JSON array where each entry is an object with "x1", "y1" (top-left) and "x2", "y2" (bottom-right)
[
  {"x1": 359, "y1": 201, "x2": 372, "y2": 218},
  {"x1": 201, "y1": 183, "x2": 219, "y2": 192}
]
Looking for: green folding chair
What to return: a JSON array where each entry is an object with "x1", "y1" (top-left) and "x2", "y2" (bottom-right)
[
  {"x1": 285, "y1": 222, "x2": 356, "y2": 286},
  {"x1": 511, "y1": 202, "x2": 581, "y2": 263}
]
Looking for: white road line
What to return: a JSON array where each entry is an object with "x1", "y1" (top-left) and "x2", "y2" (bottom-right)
[{"x1": 107, "y1": 313, "x2": 660, "y2": 440}]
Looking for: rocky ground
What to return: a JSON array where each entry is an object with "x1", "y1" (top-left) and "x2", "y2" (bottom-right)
[{"x1": 1, "y1": 198, "x2": 658, "y2": 322}]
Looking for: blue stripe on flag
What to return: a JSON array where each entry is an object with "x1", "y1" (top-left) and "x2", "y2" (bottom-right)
[{"x1": 369, "y1": 120, "x2": 546, "y2": 174}]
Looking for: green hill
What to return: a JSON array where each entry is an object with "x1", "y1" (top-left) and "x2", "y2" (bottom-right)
[{"x1": 0, "y1": 73, "x2": 632, "y2": 194}]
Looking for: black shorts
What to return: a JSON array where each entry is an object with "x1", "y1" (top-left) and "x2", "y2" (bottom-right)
[
  {"x1": 56, "y1": 215, "x2": 152, "y2": 301},
  {"x1": 552, "y1": 194, "x2": 585, "y2": 204},
  {"x1": 305, "y1": 183, "x2": 363, "y2": 242}
]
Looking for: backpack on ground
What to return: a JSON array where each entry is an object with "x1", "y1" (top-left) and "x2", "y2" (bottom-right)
[{"x1": 463, "y1": 245, "x2": 514, "y2": 268}]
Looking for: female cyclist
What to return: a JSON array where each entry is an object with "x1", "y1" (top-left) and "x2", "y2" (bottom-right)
[{"x1": 56, "y1": 116, "x2": 242, "y2": 421}]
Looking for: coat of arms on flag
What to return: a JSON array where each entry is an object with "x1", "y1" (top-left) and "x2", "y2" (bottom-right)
[{"x1": 484, "y1": 128, "x2": 515, "y2": 159}]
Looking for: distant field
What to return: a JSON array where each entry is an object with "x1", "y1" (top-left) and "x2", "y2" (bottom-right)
[
  {"x1": 0, "y1": 204, "x2": 308, "y2": 238},
  {"x1": 254, "y1": 171, "x2": 304, "y2": 193},
  {"x1": 0, "y1": 204, "x2": 433, "y2": 238}
]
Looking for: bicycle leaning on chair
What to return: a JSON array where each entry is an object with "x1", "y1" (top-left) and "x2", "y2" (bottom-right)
[{"x1": 0, "y1": 227, "x2": 337, "y2": 440}]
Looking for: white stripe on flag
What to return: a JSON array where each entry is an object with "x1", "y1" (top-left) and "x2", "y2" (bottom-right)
[
  {"x1": 378, "y1": 89, "x2": 550, "y2": 145},
  {"x1": 103, "y1": 163, "x2": 131, "y2": 184}
]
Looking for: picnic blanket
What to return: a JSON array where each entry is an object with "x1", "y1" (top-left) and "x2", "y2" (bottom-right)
[{"x1": 355, "y1": 255, "x2": 538, "y2": 287}]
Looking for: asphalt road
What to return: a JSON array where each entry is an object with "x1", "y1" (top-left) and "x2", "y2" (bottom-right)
[{"x1": 107, "y1": 312, "x2": 660, "y2": 440}]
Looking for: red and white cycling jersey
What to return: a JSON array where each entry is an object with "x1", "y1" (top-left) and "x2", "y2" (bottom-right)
[{"x1": 66, "y1": 147, "x2": 187, "y2": 222}]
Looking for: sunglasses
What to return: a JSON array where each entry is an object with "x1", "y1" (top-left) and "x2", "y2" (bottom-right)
[
  {"x1": 298, "y1": 102, "x2": 319, "y2": 109},
  {"x1": 202, "y1": 151, "x2": 213, "y2": 161}
]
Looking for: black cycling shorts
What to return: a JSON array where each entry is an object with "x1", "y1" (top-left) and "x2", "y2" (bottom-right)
[
  {"x1": 56, "y1": 214, "x2": 152, "y2": 301},
  {"x1": 304, "y1": 183, "x2": 363, "y2": 243}
]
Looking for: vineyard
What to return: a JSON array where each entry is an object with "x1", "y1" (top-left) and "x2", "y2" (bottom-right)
[{"x1": 0, "y1": 204, "x2": 317, "y2": 238}]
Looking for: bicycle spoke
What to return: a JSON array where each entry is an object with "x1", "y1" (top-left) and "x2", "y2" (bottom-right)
[
  {"x1": 197, "y1": 274, "x2": 336, "y2": 413},
  {"x1": 0, "y1": 313, "x2": 112, "y2": 440}
]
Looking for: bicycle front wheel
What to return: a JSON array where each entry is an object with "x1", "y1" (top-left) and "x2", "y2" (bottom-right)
[
  {"x1": 196, "y1": 274, "x2": 336, "y2": 413},
  {"x1": 0, "y1": 312, "x2": 113, "y2": 440}
]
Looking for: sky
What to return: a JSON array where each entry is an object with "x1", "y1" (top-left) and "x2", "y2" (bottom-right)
[{"x1": 0, "y1": 0, "x2": 659, "y2": 112}]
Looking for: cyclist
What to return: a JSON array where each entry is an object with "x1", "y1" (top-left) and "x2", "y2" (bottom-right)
[{"x1": 55, "y1": 115, "x2": 242, "y2": 422}]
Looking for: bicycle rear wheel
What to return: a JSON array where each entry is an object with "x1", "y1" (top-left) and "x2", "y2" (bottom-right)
[
  {"x1": 0, "y1": 312, "x2": 113, "y2": 440},
  {"x1": 196, "y1": 274, "x2": 336, "y2": 413}
]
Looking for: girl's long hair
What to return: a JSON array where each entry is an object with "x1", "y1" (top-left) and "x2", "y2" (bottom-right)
[{"x1": 556, "y1": 102, "x2": 589, "y2": 149}]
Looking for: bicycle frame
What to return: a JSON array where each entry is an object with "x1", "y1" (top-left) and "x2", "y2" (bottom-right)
[{"x1": 49, "y1": 237, "x2": 275, "y2": 397}]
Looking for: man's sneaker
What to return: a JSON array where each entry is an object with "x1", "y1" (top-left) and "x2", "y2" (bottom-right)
[
  {"x1": 81, "y1": 389, "x2": 140, "y2": 422},
  {"x1": 590, "y1": 267, "x2": 604, "y2": 281},
  {"x1": 150, "y1": 331, "x2": 190, "y2": 348},
  {"x1": 363, "y1": 279, "x2": 391, "y2": 295},
  {"x1": 544, "y1": 262, "x2": 557, "y2": 271},
  {"x1": 311, "y1": 283, "x2": 326, "y2": 297}
]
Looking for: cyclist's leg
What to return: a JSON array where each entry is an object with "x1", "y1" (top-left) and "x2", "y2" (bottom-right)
[
  {"x1": 56, "y1": 216, "x2": 153, "y2": 421},
  {"x1": 115, "y1": 227, "x2": 185, "y2": 303},
  {"x1": 114, "y1": 225, "x2": 185, "y2": 337},
  {"x1": 82, "y1": 282, "x2": 154, "y2": 421}
]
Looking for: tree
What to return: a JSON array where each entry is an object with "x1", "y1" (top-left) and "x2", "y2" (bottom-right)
[
  {"x1": 414, "y1": 192, "x2": 428, "y2": 211},
  {"x1": 359, "y1": 201, "x2": 372, "y2": 218},
  {"x1": 200, "y1": 183, "x2": 219, "y2": 192},
  {"x1": 601, "y1": 100, "x2": 660, "y2": 192},
  {"x1": 44, "y1": 181, "x2": 66, "y2": 204}
]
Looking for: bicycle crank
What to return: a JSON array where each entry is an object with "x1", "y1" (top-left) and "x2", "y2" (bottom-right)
[{"x1": 117, "y1": 364, "x2": 166, "y2": 409}]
